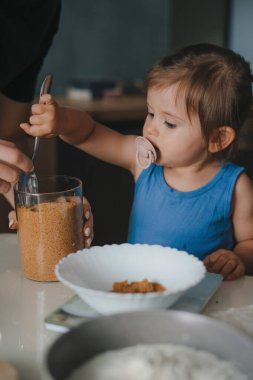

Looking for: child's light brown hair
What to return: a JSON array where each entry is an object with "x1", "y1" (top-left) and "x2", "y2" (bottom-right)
[{"x1": 147, "y1": 43, "x2": 253, "y2": 159}]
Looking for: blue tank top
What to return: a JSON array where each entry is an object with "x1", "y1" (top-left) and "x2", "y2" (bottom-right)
[{"x1": 128, "y1": 162, "x2": 244, "y2": 260}]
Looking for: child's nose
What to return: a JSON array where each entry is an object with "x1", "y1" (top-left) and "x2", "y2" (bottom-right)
[{"x1": 146, "y1": 119, "x2": 159, "y2": 137}]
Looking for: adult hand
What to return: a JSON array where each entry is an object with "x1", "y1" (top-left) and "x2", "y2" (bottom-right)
[
  {"x1": 82, "y1": 196, "x2": 94, "y2": 248},
  {"x1": 204, "y1": 249, "x2": 245, "y2": 281},
  {"x1": 0, "y1": 139, "x2": 33, "y2": 193},
  {"x1": 8, "y1": 197, "x2": 94, "y2": 248}
]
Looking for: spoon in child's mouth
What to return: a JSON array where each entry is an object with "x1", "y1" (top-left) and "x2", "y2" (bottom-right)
[{"x1": 135, "y1": 136, "x2": 157, "y2": 169}]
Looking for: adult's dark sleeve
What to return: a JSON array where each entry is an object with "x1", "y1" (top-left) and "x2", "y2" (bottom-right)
[{"x1": 0, "y1": 0, "x2": 61, "y2": 102}]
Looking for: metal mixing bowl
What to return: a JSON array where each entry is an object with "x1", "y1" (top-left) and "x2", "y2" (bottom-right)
[{"x1": 47, "y1": 310, "x2": 253, "y2": 380}]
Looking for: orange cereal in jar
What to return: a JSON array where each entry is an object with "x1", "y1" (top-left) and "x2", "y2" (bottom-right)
[{"x1": 17, "y1": 201, "x2": 83, "y2": 281}]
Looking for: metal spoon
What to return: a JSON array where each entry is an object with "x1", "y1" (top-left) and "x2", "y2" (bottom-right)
[
  {"x1": 31, "y1": 74, "x2": 53, "y2": 164},
  {"x1": 19, "y1": 74, "x2": 53, "y2": 195}
]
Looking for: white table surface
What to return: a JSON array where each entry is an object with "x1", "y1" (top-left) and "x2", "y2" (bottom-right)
[
  {"x1": 0, "y1": 234, "x2": 74, "y2": 380},
  {"x1": 0, "y1": 233, "x2": 252, "y2": 379}
]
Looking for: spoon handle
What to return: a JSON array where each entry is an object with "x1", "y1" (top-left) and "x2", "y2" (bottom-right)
[
  {"x1": 40, "y1": 74, "x2": 53, "y2": 98},
  {"x1": 31, "y1": 137, "x2": 40, "y2": 163},
  {"x1": 31, "y1": 74, "x2": 53, "y2": 163}
]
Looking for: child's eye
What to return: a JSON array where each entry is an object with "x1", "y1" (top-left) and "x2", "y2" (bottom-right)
[
  {"x1": 165, "y1": 121, "x2": 176, "y2": 128},
  {"x1": 147, "y1": 112, "x2": 154, "y2": 118}
]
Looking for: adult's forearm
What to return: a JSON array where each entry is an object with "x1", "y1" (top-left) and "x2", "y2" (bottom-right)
[
  {"x1": 0, "y1": 94, "x2": 32, "y2": 207},
  {"x1": 0, "y1": 93, "x2": 31, "y2": 155}
]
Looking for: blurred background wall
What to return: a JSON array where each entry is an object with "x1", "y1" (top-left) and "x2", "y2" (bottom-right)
[
  {"x1": 229, "y1": 0, "x2": 253, "y2": 68},
  {"x1": 37, "y1": 0, "x2": 170, "y2": 94},
  {"x1": 37, "y1": 0, "x2": 229, "y2": 94}
]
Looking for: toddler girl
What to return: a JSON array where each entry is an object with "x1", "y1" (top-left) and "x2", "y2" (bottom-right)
[{"x1": 21, "y1": 43, "x2": 253, "y2": 280}]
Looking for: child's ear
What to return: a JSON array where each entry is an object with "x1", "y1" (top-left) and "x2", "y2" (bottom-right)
[{"x1": 208, "y1": 126, "x2": 235, "y2": 153}]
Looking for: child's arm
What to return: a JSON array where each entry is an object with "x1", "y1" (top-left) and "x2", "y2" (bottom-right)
[
  {"x1": 231, "y1": 173, "x2": 253, "y2": 274},
  {"x1": 204, "y1": 173, "x2": 253, "y2": 280},
  {"x1": 20, "y1": 94, "x2": 141, "y2": 178}
]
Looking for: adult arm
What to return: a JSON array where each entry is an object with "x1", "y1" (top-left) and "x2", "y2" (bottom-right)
[{"x1": 0, "y1": 94, "x2": 33, "y2": 204}]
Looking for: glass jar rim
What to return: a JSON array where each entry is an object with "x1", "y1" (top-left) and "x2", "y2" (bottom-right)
[{"x1": 14, "y1": 174, "x2": 82, "y2": 196}]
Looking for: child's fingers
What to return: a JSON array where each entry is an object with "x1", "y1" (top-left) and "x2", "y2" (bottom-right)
[
  {"x1": 31, "y1": 102, "x2": 56, "y2": 116},
  {"x1": 29, "y1": 113, "x2": 55, "y2": 127},
  {"x1": 204, "y1": 249, "x2": 245, "y2": 280},
  {"x1": 31, "y1": 103, "x2": 45, "y2": 115},
  {"x1": 225, "y1": 263, "x2": 245, "y2": 281},
  {"x1": 20, "y1": 123, "x2": 33, "y2": 134},
  {"x1": 39, "y1": 94, "x2": 55, "y2": 105},
  {"x1": 209, "y1": 254, "x2": 227, "y2": 273},
  {"x1": 20, "y1": 122, "x2": 53, "y2": 137},
  {"x1": 29, "y1": 114, "x2": 45, "y2": 125},
  {"x1": 220, "y1": 259, "x2": 237, "y2": 279},
  {"x1": 203, "y1": 254, "x2": 219, "y2": 271},
  {"x1": 8, "y1": 210, "x2": 18, "y2": 230},
  {"x1": 203, "y1": 257, "x2": 210, "y2": 271},
  {"x1": 20, "y1": 122, "x2": 44, "y2": 136}
]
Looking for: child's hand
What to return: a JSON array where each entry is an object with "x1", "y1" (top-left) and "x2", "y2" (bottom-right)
[
  {"x1": 20, "y1": 94, "x2": 61, "y2": 138},
  {"x1": 8, "y1": 197, "x2": 94, "y2": 248},
  {"x1": 204, "y1": 249, "x2": 245, "y2": 281}
]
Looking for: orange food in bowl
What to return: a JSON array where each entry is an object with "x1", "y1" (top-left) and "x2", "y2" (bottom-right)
[{"x1": 112, "y1": 279, "x2": 167, "y2": 293}]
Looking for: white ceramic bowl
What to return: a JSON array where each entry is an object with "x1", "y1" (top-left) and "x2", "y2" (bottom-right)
[{"x1": 55, "y1": 243, "x2": 206, "y2": 315}]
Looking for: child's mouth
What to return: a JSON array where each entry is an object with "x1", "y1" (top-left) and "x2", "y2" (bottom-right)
[{"x1": 146, "y1": 139, "x2": 160, "y2": 160}]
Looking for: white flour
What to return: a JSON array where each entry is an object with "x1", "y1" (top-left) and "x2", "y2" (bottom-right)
[
  {"x1": 208, "y1": 305, "x2": 253, "y2": 339},
  {"x1": 69, "y1": 344, "x2": 248, "y2": 380}
]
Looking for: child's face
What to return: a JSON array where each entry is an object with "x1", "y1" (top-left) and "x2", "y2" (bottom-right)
[{"x1": 143, "y1": 85, "x2": 209, "y2": 168}]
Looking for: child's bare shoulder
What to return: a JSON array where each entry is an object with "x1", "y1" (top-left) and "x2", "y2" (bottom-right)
[
  {"x1": 233, "y1": 172, "x2": 253, "y2": 216},
  {"x1": 235, "y1": 172, "x2": 253, "y2": 194}
]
